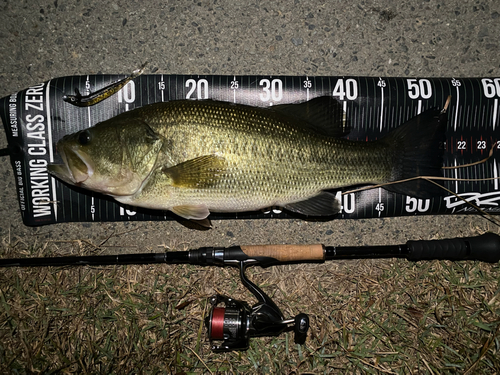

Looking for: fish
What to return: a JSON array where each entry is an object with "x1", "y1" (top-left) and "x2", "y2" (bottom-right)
[{"x1": 48, "y1": 96, "x2": 447, "y2": 221}]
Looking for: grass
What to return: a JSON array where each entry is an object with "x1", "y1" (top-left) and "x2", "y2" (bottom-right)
[{"x1": 1, "y1": 233, "x2": 499, "y2": 374}]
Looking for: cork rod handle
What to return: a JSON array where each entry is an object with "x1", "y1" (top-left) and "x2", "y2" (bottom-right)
[{"x1": 240, "y1": 244, "x2": 325, "y2": 262}]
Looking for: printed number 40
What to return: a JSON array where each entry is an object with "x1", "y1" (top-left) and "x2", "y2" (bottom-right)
[{"x1": 332, "y1": 79, "x2": 358, "y2": 100}]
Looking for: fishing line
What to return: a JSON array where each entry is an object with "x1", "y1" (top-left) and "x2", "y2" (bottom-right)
[
  {"x1": 442, "y1": 141, "x2": 498, "y2": 170},
  {"x1": 422, "y1": 177, "x2": 500, "y2": 227},
  {"x1": 342, "y1": 141, "x2": 498, "y2": 195},
  {"x1": 341, "y1": 176, "x2": 500, "y2": 195},
  {"x1": 342, "y1": 175, "x2": 500, "y2": 226}
]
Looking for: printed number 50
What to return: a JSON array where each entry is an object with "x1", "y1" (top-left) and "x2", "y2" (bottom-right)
[{"x1": 407, "y1": 79, "x2": 432, "y2": 99}]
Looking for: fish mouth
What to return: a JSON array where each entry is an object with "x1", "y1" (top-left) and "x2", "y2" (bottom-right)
[{"x1": 48, "y1": 145, "x2": 94, "y2": 185}]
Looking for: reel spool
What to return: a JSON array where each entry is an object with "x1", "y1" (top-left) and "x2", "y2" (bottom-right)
[{"x1": 205, "y1": 296, "x2": 252, "y2": 351}]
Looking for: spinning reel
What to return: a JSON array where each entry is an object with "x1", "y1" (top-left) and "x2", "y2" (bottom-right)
[{"x1": 204, "y1": 260, "x2": 309, "y2": 352}]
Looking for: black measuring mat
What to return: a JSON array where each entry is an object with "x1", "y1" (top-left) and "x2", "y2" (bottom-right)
[{"x1": 1, "y1": 75, "x2": 499, "y2": 226}]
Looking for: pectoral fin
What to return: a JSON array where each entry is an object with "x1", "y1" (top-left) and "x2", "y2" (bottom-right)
[
  {"x1": 171, "y1": 204, "x2": 211, "y2": 220},
  {"x1": 162, "y1": 155, "x2": 227, "y2": 189}
]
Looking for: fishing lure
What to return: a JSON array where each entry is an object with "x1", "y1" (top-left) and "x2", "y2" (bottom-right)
[{"x1": 63, "y1": 63, "x2": 147, "y2": 107}]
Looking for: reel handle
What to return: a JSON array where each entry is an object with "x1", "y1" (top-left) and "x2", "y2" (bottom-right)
[{"x1": 294, "y1": 313, "x2": 309, "y2": 344}]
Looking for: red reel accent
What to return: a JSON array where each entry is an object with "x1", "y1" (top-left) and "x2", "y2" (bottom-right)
[{"x1": 210, "y1": 307, "x2": 226, "y2": 340}]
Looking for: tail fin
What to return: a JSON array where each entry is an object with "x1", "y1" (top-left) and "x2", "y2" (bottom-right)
[{"x1": 382, "y1": 108, "x2": 447, "y2": 198}]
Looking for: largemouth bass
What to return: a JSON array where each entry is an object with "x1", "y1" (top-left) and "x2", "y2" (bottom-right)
[{"x1": 48, "y1": 97, "x2": 446, "y2": 220}]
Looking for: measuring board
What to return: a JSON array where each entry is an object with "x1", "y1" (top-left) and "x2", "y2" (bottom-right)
[{"x1": 1, "y1": 75, "x2": 499, "y2": 226}]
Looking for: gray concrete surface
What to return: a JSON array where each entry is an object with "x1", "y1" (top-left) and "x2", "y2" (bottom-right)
[{"x1": 0, "y1": 1, "x2": 499, "y2": 254}]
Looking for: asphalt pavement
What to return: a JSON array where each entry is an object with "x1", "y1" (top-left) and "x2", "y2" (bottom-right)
[{"x1": 0, "y1": 0, "x2": 499, "y2": 254}]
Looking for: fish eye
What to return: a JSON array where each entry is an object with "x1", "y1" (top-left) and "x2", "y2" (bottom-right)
[{"x1": 78, "y1": 130, "x2": 91, "y2": 145}]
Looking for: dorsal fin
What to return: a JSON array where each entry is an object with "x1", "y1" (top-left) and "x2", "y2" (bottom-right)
[{"x1": 272, "y1": 96, "x2": 349, "y2": 138}]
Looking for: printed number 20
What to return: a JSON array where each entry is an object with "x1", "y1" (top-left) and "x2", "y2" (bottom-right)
[{"x1": 186, "y1": 79, "x2": 208, "y2": 99}]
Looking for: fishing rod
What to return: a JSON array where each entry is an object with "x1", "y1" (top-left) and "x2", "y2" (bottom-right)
[{"x1": 1, "y1": 233, "x2": 499, "y2": 351}]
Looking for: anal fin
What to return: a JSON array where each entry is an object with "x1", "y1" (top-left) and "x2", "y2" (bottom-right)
[{"x1": 284, "y1": 191, "x2": 341, "y2": 217}]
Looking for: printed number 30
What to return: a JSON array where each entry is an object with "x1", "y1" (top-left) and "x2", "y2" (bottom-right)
[{"x1": 260, "y1": 79, "x2": 283, "y2": 102}]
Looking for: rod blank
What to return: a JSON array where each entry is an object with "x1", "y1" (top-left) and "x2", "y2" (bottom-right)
[{"x1": 0, "y1": 233, "x2": 498, "y2": 268}]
